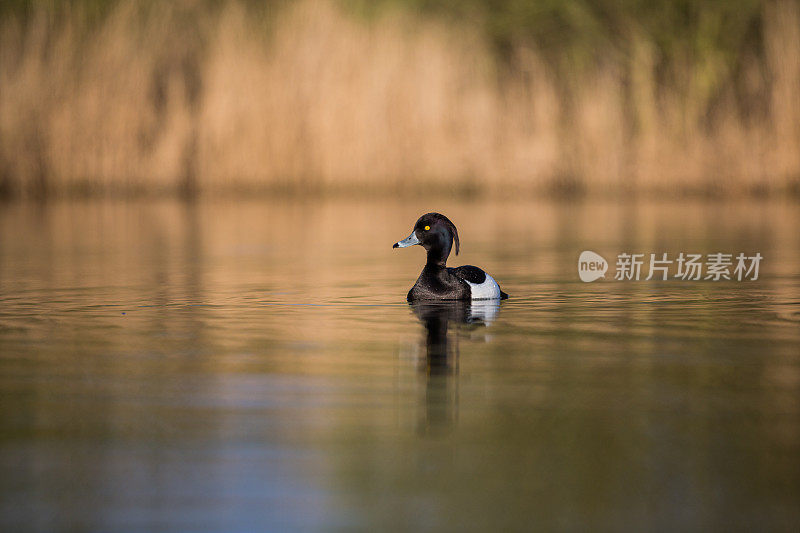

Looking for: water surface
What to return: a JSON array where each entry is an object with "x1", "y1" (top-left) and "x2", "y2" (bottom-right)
[{"x1": 1, "y1": 199, "x2": 799, "y2": 531}]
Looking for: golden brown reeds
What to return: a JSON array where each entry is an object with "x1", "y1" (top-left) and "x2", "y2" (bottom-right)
[{"x1": 0, "y1": 0, "x2": 798, "y2": 199}]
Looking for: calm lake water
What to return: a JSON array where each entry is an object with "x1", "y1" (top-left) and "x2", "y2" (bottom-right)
[{"x1": 1, "y1": 199, "x2": 799, "y2": 532}]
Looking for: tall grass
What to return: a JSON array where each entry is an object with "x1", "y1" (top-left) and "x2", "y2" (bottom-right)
[{"x1": 0, "y1": 0, "x2": 798, "y2": 198}]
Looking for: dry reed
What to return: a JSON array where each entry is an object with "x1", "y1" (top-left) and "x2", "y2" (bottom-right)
[{"x1": 0, "y1": 0, "x2": 799, "y2": 198}]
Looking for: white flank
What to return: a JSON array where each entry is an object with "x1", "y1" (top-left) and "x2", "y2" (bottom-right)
[{"x1": 465, "y1": 273, "x2": 502, "y2": 300}]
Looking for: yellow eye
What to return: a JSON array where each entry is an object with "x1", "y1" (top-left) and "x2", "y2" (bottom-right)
[{"x1": 424, "y1": 225, "x2": 430, "y2": 231}]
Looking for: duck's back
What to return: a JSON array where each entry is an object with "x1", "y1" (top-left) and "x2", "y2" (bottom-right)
[{"x1": 450, "y1": 265, "x2": 508, "y2": 300}]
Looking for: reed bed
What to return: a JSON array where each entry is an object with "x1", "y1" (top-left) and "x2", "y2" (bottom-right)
[{"x1": 0, "y1": 0, "x2": 798, "y2": 198}]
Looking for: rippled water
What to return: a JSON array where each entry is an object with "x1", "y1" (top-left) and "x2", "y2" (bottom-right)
[{"x1": 1, "y1": 199, "x2": 799, "y2": 531}]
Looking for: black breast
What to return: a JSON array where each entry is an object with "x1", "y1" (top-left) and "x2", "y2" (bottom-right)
[{"x1": 408, "y1": 265, "x2": 471, "y2": 301}]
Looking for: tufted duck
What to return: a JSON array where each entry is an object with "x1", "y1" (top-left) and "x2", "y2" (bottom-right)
[{"x1": 393, "y1": 213, "x2": 509, "y2": 301}]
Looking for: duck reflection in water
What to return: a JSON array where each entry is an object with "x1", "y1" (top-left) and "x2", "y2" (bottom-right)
[{"x1": 410, "y1": 299, "x2": 501, "y2": 433}]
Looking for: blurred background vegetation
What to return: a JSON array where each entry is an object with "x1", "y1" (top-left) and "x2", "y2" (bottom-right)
[{"x1": 1, "y1": 0, "x2": 798, "y2": 198}]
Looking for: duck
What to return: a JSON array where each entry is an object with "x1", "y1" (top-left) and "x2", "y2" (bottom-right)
[{"x1": 393, "y1": 213, "x2": 509, "y2": 301}]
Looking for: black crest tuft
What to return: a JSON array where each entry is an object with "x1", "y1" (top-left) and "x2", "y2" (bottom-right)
[{"x1": 420, "y1": 212, "x2": 459, "y2": 255}]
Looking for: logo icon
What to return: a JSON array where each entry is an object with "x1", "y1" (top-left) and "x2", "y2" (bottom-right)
[{"x1": 579, "y1": 251, "x2": 608, "y2": 282}]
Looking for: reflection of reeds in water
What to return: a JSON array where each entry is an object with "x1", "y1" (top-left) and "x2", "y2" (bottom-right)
[{"x1": 1, "y1": 0, "x2": 799, "y2": 198}]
